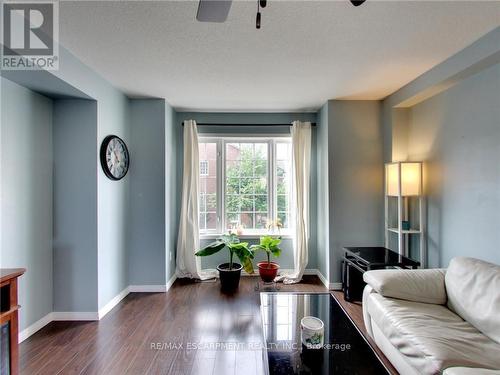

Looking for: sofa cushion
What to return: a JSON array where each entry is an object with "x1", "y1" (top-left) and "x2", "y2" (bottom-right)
[
  {"x1": 366, "y1": 293, "x2": 500, "y2": 374},
  {"x1": 446, "y1": 257, "x2": 500, "y2": 344},
  {"x1": 364, "y1": 268, "x2": 447, "y2": 304},
  {"x1": 443, "y1": 368, "x2": 500, "y2": 375}
]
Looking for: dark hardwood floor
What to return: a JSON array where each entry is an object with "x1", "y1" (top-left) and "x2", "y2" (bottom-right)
[
  {"x1": 21, "y1": 276, "x2": 397, "y2": 375},
  {"x1": 20, "y1": 276, "x2": 325, "y2": 375}
]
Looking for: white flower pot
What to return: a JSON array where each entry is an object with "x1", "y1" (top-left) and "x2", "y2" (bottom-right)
[{"x1": 300, "y1": 316, "x2": 324, "y2": 349}]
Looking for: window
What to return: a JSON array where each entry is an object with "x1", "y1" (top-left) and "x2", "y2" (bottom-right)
[
  {"x1": 199, "y1": 142, "x2": 218, "y2": 232},
  {"x1": 199, "y1": 137, "x2": 292, "y2": 236},
  {"x1": 200, "y1": 160, "x2": 209, "y2": 176}
]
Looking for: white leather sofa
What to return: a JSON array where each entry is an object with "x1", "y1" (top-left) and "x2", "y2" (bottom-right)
[{"x1": 362, "y1": 257, "x2": 500, "y2": 375}]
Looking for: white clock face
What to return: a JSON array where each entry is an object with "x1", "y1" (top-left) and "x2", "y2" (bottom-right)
[{"x1": 104, "y1": 137, "x2": 129, "y2": 179}]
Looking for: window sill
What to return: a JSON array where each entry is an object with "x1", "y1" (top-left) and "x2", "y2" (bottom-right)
[{"x1": 200, "y1": 233, "x2": 293, "y2": 240}]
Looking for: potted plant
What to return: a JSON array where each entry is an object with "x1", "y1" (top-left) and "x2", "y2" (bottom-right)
[
  {"x1": 251, "y1": 235, "x2": 282, "y2": 282},
  {"x1": 195, "y1": 233, "x2": 254, "y2": 292}
]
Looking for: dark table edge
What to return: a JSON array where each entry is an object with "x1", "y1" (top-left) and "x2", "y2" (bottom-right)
[
  {"x1": 330, "y1": 292, "x2": 397, "y2": 375},
  {"x1": 259, "y1": 292, "x2": 396, "y2": 375},
  {"x1": 344, "y1": 247, "x2": 420, "y2": 268}
]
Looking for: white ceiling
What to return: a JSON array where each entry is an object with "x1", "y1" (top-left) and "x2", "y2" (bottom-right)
[{"x1": 59, "y1": 1, "x2": 500, "y2": 112}]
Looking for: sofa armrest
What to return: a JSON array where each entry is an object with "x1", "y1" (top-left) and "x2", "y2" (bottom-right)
[{"x1": 363, "y1": 268, "x2": 447, "y2": 305}]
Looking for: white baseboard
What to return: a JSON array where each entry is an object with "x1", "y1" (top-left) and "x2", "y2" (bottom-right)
[
  {"x1": 312, "y1": 269, "x2": 329, "y2": 289},
  {"x1": 19, "y1": 312, "x2": 53, "y2": 343},
  {"x1": 305, "y1": 269, "x2": 342, "y2": 290},
  {"x1": 18, "y1": 283, "x2": 173, "y2": 343},
  {"x1": 52, "y1": 311, "x2": 99, "y2": 321},
  {"x1": 98, "y1": 287, "x2": 130, "y2": 319},
  {"x1": 329, "y1": 282, "x2": 342, "y2": 290},
  {"x1": 129, "y1": 284, "x2": 167, "y2": 293},
  {"x1": 166, "y1": 274, "x2": 177, "y2": 291}
]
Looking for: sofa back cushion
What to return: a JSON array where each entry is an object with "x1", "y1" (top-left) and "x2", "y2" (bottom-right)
[
  {"x1": 445, "y1": 257, "x2": 500, "y2": 344},
  {"x1": 364, "y1": 268, "x2": 447, "y2": 304}
]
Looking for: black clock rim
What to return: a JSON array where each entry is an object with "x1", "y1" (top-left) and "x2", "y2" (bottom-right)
[{"x1": 100, "y1": 135, "x2": 130, "y2": 181}]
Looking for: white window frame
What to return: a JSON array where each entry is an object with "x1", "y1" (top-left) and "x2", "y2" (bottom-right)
[{"x1": 199, "y1": 135, "x2": 292, "y2": 238}]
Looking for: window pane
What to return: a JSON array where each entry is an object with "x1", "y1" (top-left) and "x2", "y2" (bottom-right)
[
  {"x1": 226, "y1": 160, "x2": 240, "y2": 178},
  {"x1": 255, "y1": 143, "x2": 267, "y2": 158},
  {"x1": 207, "y1": 213, "x2": 217, "y2": 229},
  {"x1": 277, "y1": 177, "x2": 288, "y2": 194},
  {"x1": 200, "y1": 160, "x2": 209, "y2": 176},
  {"x1": 276, "y1": 143, "x2": 289, "y2": 160},
  {"x1": 240, "y1": 213, "x2": 253, "y2": 228},
  {"x1": 240, "y1": 178, "x2": 255, "y2": 194},
  {"x1": 278, "y1": 212, "x2": 289, "y2": 228},
  {"x1": 240, "y1": 195, "x2": 254, "y2": 212},
  {"x1": 200, "y1": 194, "x2": 206, "y2": 212},
  {"x1": 255, "y1": 195, "x2": 268, "y2": 212},
  {"x1": 240, "y1": 159, "x2": 254, "y2": 177},
  {"x1": 256, "y1": 213, "x2": 268, "y2": 229},
  {"x1": 226, "y1": 195, "x2": 240, "y2": 212},
  {"x1": 206, "y1": 143, "x2": 217, "y2": 158},
  {"x1": 241, "y1": 143, "x2": 253, "y2": 156},
  {"x1": 206, "y1": 177, "x2": 217, "y2": 194},
  {"x1": 276, "y1": 142, "x2": 292, "y2": 230},
  {"x1": 226, "y1": 213, "x2": 239, "y2": 229},
  {"x1": 199, "y1": 213, "x2": 206, "y2": 230},
  {"x1": 277, "y1": 160, "x2": 288, "y2": 177},
  {"x1": 199, "y1": 142, "x2": 218, "y2": 232},
  {"x1": 255, "y1": 178, "x2": 267, "y2": 194},
  {"x1": 277, "y1": 194, "x2": 288, "y2": 212},
  {"x1": 254, "y1": 160, "x2": 267, "y2": 177},
  {"x1": 226, "y1": 143, "x2": 240, "y2": 160},
  {"x1": 206, "y1": 194, "x2": 217, "y2": 211},
  {"x1": 226, "y1": 178, "x2": 239, "y2": 194},
  {"x1": 224, "y1": 141, "x2": 268, "y2": 231},
  {"x1": 199, "y1": 143, "x2": 207, "y2": 159}
]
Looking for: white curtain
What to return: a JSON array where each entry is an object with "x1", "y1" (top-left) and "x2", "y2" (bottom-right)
[
  {"x1": 176, "y1": 120, "x2": 217, "y2": 280},
  {"x1": 281, "y1": 121, "x2": 312, "y2": 284}
]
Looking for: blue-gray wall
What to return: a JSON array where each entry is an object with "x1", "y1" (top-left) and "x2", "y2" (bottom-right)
[
  {"x1": 176, "y1": 112, "x2": 317, "y2": 271},
  {"x1": 327, "y1": 101, "x2": 384, "y2": 283},
  {"x1": 96, "y1": 94, "x2": 130, "y2": 309},
  {"x1": 2, "y1": 45, "x2": 133, "y2": 323},
  {"x1": 128, "y1": 99, "x2": 166, "y2": 285},
  {"x1": 407, "y1": 63, "x2": 500, "y2": 267},
  {"x1": 53, "y1": 99, "x2": 98, "y2": 312},
  {"x1": 165, "y1": 103, "x2": 178, "y2": 281},
  {"x1": 51, "y1": 46, "x2": 132, "y2": 309},
  {"x1": 383, "y1": 28, "x2": 500, "y2": 268},
  {"x1": 315, "y1": 103, "x2": 330, "y2": 279},
  {"x1": 0, "y1": 78, "x2": 54, "y2": 330}
]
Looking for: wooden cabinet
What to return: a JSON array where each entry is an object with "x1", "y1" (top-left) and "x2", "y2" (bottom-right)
[{"x1": 0, "y1": 269, "x2": 25, "y2": 375}]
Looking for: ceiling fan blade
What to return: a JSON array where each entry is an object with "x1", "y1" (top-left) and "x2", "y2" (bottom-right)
[
  {"x1": 197, "y1": 0, "x2": 233, "y2": 23},
  {"x1": 350, "y1": 0, "x2": 366, "y2": 6}
]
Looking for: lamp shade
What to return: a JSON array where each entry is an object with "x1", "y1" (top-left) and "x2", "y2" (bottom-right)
[{"x1": 386, "y1": 162, "x2": 422, "y2": 196}]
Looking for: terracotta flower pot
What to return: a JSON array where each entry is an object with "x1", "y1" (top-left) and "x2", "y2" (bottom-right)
[{"x1": 257, "y1": 261, "x2": 280, "y2": 282}]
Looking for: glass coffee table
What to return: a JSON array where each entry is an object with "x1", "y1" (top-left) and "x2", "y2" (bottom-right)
[{"x1": 260, "y1": 293, "x2": 391, "y2": 375}]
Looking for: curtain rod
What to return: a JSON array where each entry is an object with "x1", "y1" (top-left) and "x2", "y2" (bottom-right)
[{"x1": 180, "y1": 122, "x2": 316, "y2": 127}]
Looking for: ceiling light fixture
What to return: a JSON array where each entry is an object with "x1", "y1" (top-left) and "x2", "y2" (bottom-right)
[
  {"x1": 197, "y1": 0, "x2": 366, "y2": 28},
  {"x1": 256, "y1": 0, "x2": 262, "y2": 29}
]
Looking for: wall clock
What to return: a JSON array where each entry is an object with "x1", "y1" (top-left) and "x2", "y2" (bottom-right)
[{"x1": 100, "y1": 135, "x2": 130, "y2": 180}]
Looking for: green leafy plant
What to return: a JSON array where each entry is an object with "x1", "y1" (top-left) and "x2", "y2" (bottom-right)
[
  {"x1": 195, "y1": 233, "x2": 254, "y2": 273},
  {"x1": 250, "y1": 235, "x2": 282, "y2": 265}
]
